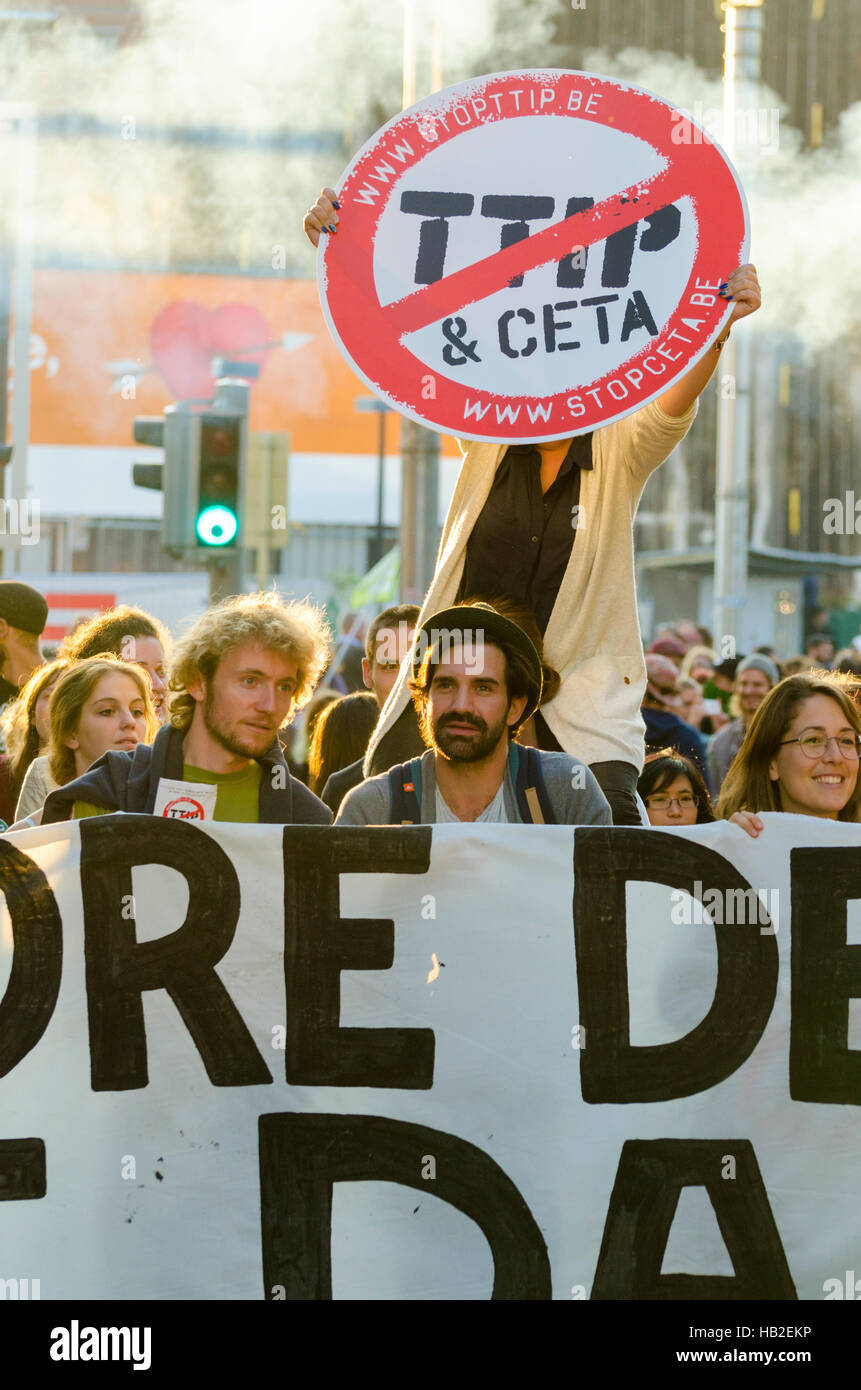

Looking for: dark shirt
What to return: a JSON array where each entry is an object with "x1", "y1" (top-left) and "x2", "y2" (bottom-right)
[
  {"x1": 321, "y1": 755, "x2": 365, "y2": 815},
  {"x1": 456, "y1": 435, "x2": 593, "y2": 634}
]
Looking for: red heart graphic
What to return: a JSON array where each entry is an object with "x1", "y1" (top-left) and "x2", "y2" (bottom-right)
[{"x1": 149, "y1": 301, "x2": 271, "y2": 400}]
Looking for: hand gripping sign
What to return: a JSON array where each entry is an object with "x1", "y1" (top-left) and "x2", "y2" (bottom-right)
[{"x1": 318, "y1": 69, "x2": 749, "y2": 443}]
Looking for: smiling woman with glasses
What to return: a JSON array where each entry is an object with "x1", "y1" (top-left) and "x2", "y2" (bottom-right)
[{"x1": 716, "y1": 673, "x2": 861, "y2": 837}]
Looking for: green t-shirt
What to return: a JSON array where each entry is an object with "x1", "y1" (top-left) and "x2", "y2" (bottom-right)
[{"x1": 74, "y1": 760, "x2": 263, "y2": 823}]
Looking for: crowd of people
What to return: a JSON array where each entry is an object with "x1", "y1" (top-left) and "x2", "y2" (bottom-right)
[
  {"x1": 0, "y1": 193, "x2": 852, "y2": 846},
  {"x1": 0, "y1": 575, "x2": 858, "y2": 846}
]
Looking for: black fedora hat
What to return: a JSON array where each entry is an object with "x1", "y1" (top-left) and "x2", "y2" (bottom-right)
[{"x1": 412, "y1": 601, "x2": 544, "y2": 719}]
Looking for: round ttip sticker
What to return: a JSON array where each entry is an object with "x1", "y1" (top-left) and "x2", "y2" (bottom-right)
[
  {"x1": 318, "y1": 69, "x2": 749, "y2": 442},
  {"x1": 163, "y1": 796, "x2": 206, "y2": 820}
]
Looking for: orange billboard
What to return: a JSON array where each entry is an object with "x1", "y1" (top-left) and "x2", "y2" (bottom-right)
[{"x1": 25, "y1": 269, "x2": 457, "y2": 456}]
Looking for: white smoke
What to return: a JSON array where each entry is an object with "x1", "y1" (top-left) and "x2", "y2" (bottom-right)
[
  {"x1": 0, "y1": 0, "x2": 560, "y2": 269},
  {"x1": 0, "y1": 14, "x2": 856, "y2": 348},
  {"x1": 582, "y1": 45, "x2": 861, "y2": 350}
]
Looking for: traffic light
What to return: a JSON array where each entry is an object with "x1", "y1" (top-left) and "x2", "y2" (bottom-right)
[
  {"x1": 132, "y1": 416, "x2": 165, "y2": 492},
  {"x1": 195, "y1": 412, "x2": 242, "y2": 548},
  {"x1": 132, "y1": 382, "x2": 247, "y2": 558}
]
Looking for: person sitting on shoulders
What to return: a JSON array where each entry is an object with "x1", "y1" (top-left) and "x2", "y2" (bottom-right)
[{"x1": 305, "y1": 187, "x2": 761, "y2": 825}]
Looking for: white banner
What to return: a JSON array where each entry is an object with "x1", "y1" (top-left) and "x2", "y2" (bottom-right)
[{"x1": 0, "y1": 813, "x2": 859, "y2": 1300}]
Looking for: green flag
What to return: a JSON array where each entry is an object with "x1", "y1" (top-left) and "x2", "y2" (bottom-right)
[{"x1": 349, "y1": 544, "x2": 400, "y2": 609}]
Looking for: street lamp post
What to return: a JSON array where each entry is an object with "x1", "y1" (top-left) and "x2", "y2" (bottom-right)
[
  {"x1": 713, "y1": 0, "x2": 763, "y2": 654},
  {"x1": 354, "y1": 395, "x2": 391, "y2": 568}
]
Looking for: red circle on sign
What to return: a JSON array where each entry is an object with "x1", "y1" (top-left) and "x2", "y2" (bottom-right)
[
  {"x1": 319, "y1": 69, "x2": 748, "y2": 442},
  {"x1": 163, "y1": 796, "x2": 205, "y2": 820}
]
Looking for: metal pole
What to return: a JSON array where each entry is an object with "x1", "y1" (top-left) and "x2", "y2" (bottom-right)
[
  {"x1": 208, "y1": 554, "x2": 243, "y2": 605},
  {"x1": 0, "y1": 249, "x2": 11, "y2": 577},
  {"x1": 399, "y1": 417, "x2": 420, "y2": 602},
  {"x1": 257, "y1": 433, "x2": 272, "y2": 590},
  {"x1": 713, "y1": 1, "x2": 762, "y2": 654},
  {"x1": 374, "y1": 408, "x2": 386, "y2": 567}
]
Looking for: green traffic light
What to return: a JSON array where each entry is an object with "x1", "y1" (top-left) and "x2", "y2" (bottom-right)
[{"x1": 196, "y1": 505, "x2": 239, "y2": 547}]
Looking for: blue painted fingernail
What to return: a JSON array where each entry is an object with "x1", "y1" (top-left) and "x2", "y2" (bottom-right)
[
  {"x1": 327, "y1": 224, "x2": 338, "y2": 234},
  {"x1": 332, "y1": 198, "x2": 341, "y2": 210},
  {"x1": 718, "y1": 282, "x2": 728, "y2": 291}
]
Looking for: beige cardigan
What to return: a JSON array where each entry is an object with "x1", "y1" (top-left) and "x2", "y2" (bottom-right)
[{"x1": 364, "y1": 398, "x2": 697, "y2": 775}]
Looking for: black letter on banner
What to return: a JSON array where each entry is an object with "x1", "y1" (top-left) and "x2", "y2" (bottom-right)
[
  {"x1": 480, "y1": 195, "x2": 555, "y2": 287},
  {"x1": 573, "y1": 830, "x2": 777, "y2": 1101},
  {"x1": 80, "y1": 816, "x2": 271, "y2": 1090},
  {"x1": 0, "y1": 1137, "x2": 46, "y2": 1200},
  {"x1": 282, "y1": 826, "x2": 434, "y2": 1087},
  {"x1": 399, "y1": 192, "x2": 474, "y2": 284},
  {"x1": 591, "y1": 1139, "x2": 796, "y2": 1300},
  {"x1": 259, "y1": 1113, "x2": 550, "y2": 1300},
  {"x1": 790, "y1": 846, "x2": 861, "y2": 1103},
  {"x1": 0, "y1": 839, "x2": 62, "y2": 1077}
]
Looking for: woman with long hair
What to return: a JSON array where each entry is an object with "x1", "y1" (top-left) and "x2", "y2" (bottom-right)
[
  {"x1": 638, "y1": 748, "x2": 715, "y2": 827},
  {"x1": 716, "y1": 672, "x2": 861, "y2": 837},
  {"x1": 10, "y1": 656, "x2": 158, "y2": 828},
  {"x1": 2, "y1": 658, "x2": 70, "y2": 823},
  {"x1": 308, "y1": 691, "x2": 379, "y2": 797}
]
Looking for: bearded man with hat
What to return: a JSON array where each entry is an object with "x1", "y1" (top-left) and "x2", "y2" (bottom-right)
[
  {"x1": 336, "y1": 601, "x2": 611, "y2": 826},
  {"x1": 0, "y1": 580, "x2": 47, "y2": 709}
]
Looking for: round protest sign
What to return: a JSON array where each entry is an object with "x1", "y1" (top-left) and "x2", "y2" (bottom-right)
[{"x1": 318, "y1": 69, "x2": 749, "y2": 442}]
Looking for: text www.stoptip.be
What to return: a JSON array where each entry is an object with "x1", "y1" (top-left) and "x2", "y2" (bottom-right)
[{"x1": 676, "y1": 1350, "x2": 812, "y2": 1365}]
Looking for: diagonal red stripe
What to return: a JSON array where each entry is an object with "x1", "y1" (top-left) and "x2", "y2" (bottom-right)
[{"x1": 382, "y1": 163, "x2": 690, "y2": 339}]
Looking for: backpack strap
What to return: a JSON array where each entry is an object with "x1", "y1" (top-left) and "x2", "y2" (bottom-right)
[
  {"x1": 388, "y1": 757, "x2": 424, "y2": 824},
  {"x1": 510, "y1": 744, "x2": 557, "y2": 825}
]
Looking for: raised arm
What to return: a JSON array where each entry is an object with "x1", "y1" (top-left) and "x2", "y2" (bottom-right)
[{"x1": 657, "y1": 262, "x2": 761, "y2": 418}]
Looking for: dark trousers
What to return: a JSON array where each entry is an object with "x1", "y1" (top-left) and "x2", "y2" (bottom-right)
[{"x1": 534, "y1": 710, "x2": 642, "y2": 826}]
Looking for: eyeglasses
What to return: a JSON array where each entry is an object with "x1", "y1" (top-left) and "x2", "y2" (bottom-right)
[
  {"x1": 779, "y1": 730, "x2": 861, "y2": 760},
  {"x1": 646, "y1": 793, "x2": 697, "y2": 810}
]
